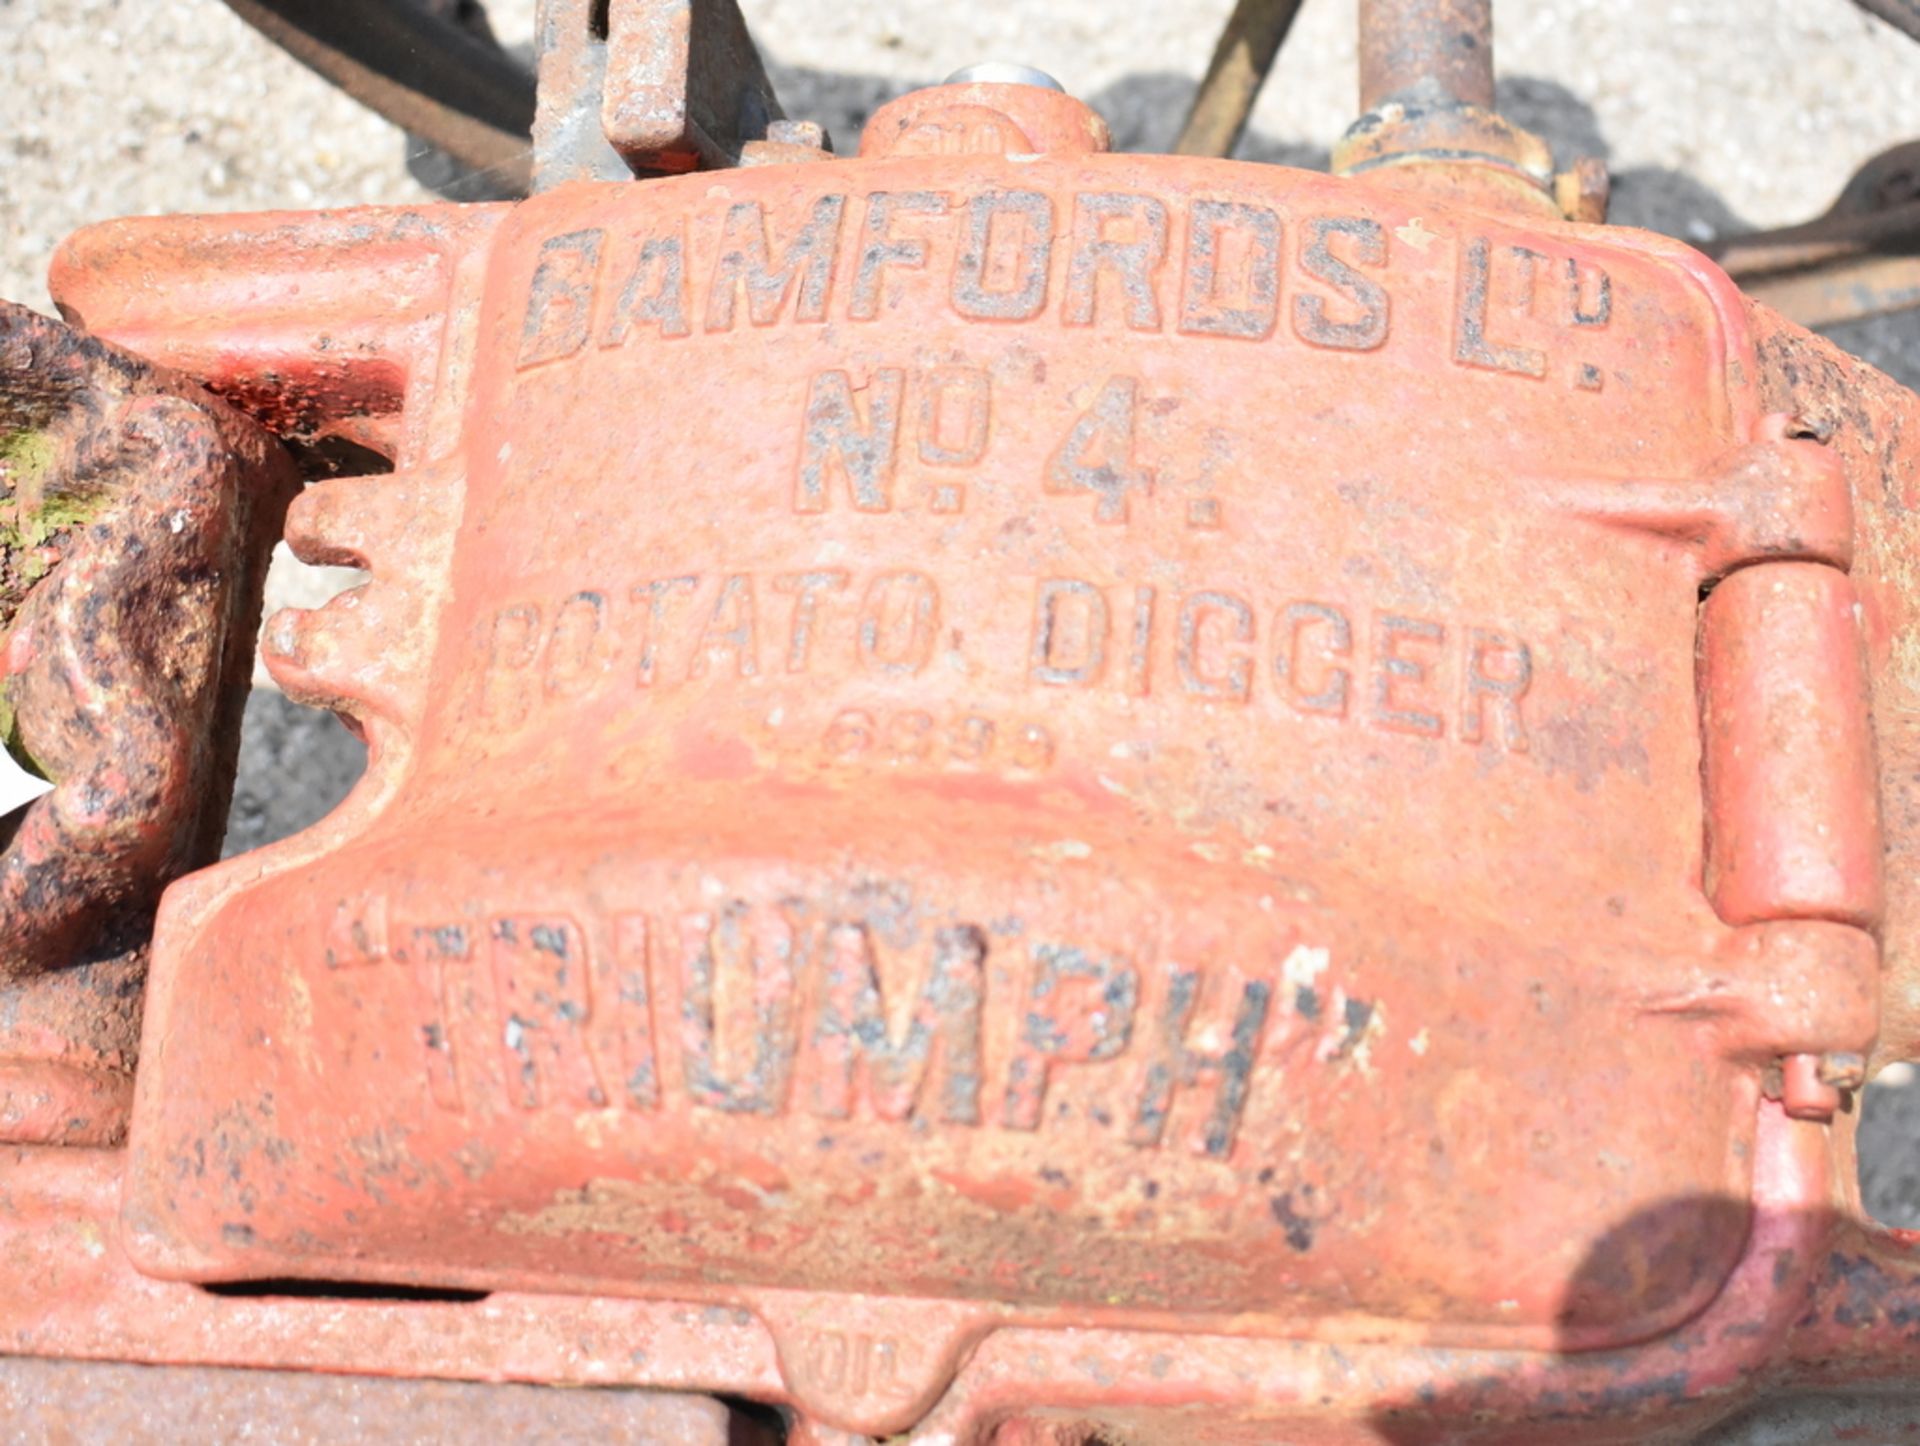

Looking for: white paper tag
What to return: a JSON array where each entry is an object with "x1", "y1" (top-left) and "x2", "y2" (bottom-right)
[{"x1": 0, "y1": 749, "x2": 54, "y2": 818}]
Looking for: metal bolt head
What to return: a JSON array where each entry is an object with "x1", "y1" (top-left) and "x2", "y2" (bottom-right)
[
  {"x1": 1553, "y1": 156, "x2": 1611, "y2": 225},
  {"x1": 944, "y1": 62, "x2": 1066, "y2": 93},
  {"x1": 861, "y1": 70, "x2": 1108, "y2": 159},
  {"x1": 1781, "y1": 1052, "x2": 1843, "y2": 1122}
]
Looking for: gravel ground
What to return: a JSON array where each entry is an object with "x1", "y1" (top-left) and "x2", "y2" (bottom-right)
[{"x1": 6, "y1": 0, "x2": 1920, "y2": 1242}]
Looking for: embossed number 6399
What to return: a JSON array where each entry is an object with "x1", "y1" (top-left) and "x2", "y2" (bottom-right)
[{"x1": 824, "y1": 708, "x2": 1056, "y2": 770}]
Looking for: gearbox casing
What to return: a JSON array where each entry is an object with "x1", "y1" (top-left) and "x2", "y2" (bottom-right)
[{"x1": 41, "y1": 108, "x2": 1900, "y2": 1438}]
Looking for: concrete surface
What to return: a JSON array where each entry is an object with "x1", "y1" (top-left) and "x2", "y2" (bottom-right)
[{"x1": 5, "y1": 0, "x2": 1920, "y2": 1241}]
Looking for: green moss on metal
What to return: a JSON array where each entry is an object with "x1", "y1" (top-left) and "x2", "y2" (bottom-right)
[
  {"x1": 0, "y1": 424, "x2": 93, "y2": 779},
  {"x1": 0, "y1": 479, "x2": 107, "y2": 555},
  {"x1": 0, "y1": 426, "x2": 54, "y2": 489},
  {"x1": 0, "y1": 425, "x2": 109, "y2": 592}
]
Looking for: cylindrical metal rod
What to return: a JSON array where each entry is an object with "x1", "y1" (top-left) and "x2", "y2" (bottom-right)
[
  {"x1": 1358, "y1": 0, "x2": 1494, "y2": 112},
  {"x1": 1173, "y1": 0, "x2": 1311, "y2": 158},
  {"x1": 221, "y1": 0, "x2": 535, "y2": 191}
]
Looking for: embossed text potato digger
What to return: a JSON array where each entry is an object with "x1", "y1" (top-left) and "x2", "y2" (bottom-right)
[{"x1": 7, "y1": 0, "x2": 1920, "y2": 1439}]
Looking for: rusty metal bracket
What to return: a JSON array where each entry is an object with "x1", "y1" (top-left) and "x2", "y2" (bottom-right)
[
  {"x1": 602, "y1": 0, "x2": 790, "y2": 171},
  {"x1": 534, "y1": 0, "x2": 797, "y2": 187},
  {"x1": 0, "y1": 304, "x2": 296, "y2": 1143}
]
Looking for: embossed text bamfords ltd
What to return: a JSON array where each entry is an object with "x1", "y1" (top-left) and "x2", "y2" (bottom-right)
[{"x1": 515, "y1": 188, "x2": 1612, "y2": 387}]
